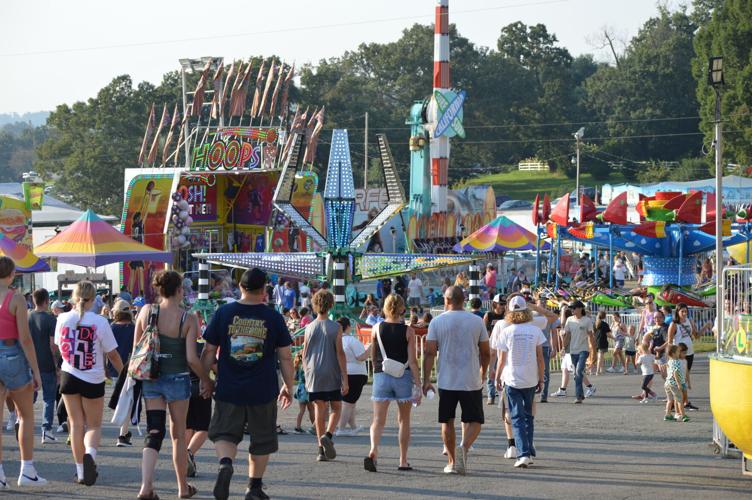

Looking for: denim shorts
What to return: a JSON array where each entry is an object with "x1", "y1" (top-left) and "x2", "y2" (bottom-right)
[
  {"x1": 0, "y1": 343, "x2": 32, "y2": 391},
  {"x1": 142, "y1": 372, "x2": 191, "y2": 402},
  {"x1": 372, "y1": 369, "x2": 413, "y2": 402}
]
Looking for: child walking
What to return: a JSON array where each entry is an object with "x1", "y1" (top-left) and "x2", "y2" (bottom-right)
[
  {"x1": 302, "y1": 290, "x2": 348, "y2": 462},
  {"x1": 594, "y1": 311, "x2": 611, "y2": 375},
  {"x1": 663, "y1": 345, "x2": 689, "y2": 422},
  {"x1": 623, "y1": 325, "x2": 637, "y2": 375},
  {"x1": 635, "y1": 343, "x2": 656, "y2": 402},
  {"x1": 607, "y1": 313, "x2": 627, "y2": 373},
  {"x1": 293, "y1": 352, "x2": 315, "y2": 435}
]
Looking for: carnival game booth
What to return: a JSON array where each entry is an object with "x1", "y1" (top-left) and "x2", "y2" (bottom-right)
[{"x1": 121, "y1": 165, "x2": 324, "y2": 301}]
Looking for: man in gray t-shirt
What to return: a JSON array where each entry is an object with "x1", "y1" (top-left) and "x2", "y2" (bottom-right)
[{"x1": 423, "y1": 286, "x2": 490, "y2": 475}]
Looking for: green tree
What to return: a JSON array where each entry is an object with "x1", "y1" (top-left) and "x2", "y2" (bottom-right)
[
  {"x1": 35, "y1": 75, "x2": 181, "y2": 215},
  {"x1": 585, "y1": 8, "x2": 701, "y2": 180},
  {"x1": 692, "y1": 0, "x2": 752, "y2": 168}
]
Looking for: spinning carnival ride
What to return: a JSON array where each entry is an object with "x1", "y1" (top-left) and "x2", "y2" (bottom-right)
[
  {"x1": 195, "y1": 129, "x2": 475, "y2": 312},
  {"x1": 534, "y1": 190, "x2": 752, "y2": 307}
]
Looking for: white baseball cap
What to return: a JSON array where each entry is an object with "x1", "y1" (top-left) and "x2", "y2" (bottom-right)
[
  {"x1": 509, "y1": 295, "x2": 528, "y2": 311},
  {"x1": 493, "y1": 293, "x2": 504, "y2": 303}
]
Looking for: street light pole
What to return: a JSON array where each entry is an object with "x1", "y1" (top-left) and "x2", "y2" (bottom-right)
[
  {"x1": 573, "y1": 127, "x2": 585, "y2": 203},
  {"x1": 709, "y1": 56, "x2": 724, "y2": 351}
]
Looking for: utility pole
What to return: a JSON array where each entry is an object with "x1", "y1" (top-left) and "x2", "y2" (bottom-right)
[
  {"x1": 363, "y1": 112, "x2": 369, "y2": 191},
  {"x1": 573, "y1": 127, "x2": 584, "y2": 203}
]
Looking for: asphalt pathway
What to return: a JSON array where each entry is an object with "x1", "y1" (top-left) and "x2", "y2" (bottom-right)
[{"x1": 1, "y1": 354, "x2": 749, "y2": 499}]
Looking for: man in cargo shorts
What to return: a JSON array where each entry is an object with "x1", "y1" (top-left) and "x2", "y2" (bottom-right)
[{"x1": 201, "y1": 268, "x2": 295, "y2": 500}]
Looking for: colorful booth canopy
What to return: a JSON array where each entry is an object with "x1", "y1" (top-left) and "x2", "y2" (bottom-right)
[
  {"x1": 0, "y1": 233, "x2": 49, "y2": 272},
  {"x1": 35, "y1": 209, "x2": 172, "y2": 267},
  {"x1": 453, "y1": 215, "x2": 550, "y2": 253}
]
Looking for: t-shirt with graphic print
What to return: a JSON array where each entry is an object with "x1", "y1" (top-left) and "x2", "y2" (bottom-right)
[
  {"x1": 203, "y1": 301, "x2": 292, "y2": 406},
  {"x1": 54, "y1": 310, "x2": 118, "y2": 384}
]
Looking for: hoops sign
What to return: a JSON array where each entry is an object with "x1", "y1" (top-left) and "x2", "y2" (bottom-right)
[{"x1": 190, "y1": 139, "x2": 262, "y2": 171}]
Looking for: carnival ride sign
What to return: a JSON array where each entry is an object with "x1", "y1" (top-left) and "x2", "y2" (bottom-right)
[
  {"x1": 433, "y1": 89, "x2": 466, "y2": 139},
  {"x1": 190, "y1": 127, "x2": 278, "y2": 172}
]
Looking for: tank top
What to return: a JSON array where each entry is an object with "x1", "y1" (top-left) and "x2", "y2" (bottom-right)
[
  {"x1": 304, "y1": 318, "x2": 342, "y2": 393},
  {"x1": 485, "y1": 311, "x2": 505, "y2": 334},
  {"x1": 0, "y1": 292, "x2": 18, "y2": 340},
  {"x1": 373, "y1": 322, "x2": 409, "y2": 374},
  {"x1": 158, "y1": 309, "x2": 188, "y2": 375}
]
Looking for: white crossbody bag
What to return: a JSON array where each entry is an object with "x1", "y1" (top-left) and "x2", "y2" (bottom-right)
[{"x1": 374, "y1": 322, "x2": 408, "y2": 378}]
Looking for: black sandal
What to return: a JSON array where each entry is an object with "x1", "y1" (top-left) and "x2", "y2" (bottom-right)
[
  {"x1": 276, "y1": 425, "x2": 288, "y2": 435},
  {"x1": 364, "y1": 456, "x2": 377, "y2": 472},
  {"x1": 136, "y1": 492, "x2": 160, "y2": 500},
  {"x1": 398, "y1": 463, "x2": 413, "y2": 471},
  {"x1": 179, "y1": 484, "x2": 197, "y2": 499}
]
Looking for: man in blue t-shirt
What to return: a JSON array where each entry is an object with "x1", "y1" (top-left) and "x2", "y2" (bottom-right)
[
  {"x1": 282, "y1": 281, "x2": 296, "y2": 310},
  {"x1": 200, "y1": 268, "x2": 294, "y2": 500}
]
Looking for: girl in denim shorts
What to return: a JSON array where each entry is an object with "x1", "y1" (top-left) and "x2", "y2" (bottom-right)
[
  {"x1": 364, "y1": 294, "x2": 421, "y2": 473},
  {"x1": 134, "y1": 271, "x2": 207, "y2": 500}
]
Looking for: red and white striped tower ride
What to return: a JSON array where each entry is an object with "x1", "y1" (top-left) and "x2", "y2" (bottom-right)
[{"x1": 431, "y1": 0, "x2": 450, "y2": 215}]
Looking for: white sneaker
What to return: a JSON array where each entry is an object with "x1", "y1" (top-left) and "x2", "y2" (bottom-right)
[
  {"x1": 514, "y1": 457, "x2": 531, "y2": 468},
  {"x1": 0, "y1": 477, "x2": 7, "y2": 489},
  {"x1": 504, "y1": 445, "x2": 517, "y2": 459},
  {"x1": 334, "y1": 428, "x2": 352, "y2": 437},
  {"x1": 606, "y1": 367, "x2": 615, "y2": 373},
  {"x1": 639, "y1": 398, "x2": 649, "y2": 404},
  {"x1": 585, "y1": 386, "x2": 596, "y2": 398},
  {"x1": 550, "y1": 389, "x2": 567, "y2": 397},
  {"x1": 42, "y1": 430, "x2": 57, "y2": 444},
  {"x1": 443, "y1": 464, "x2": 457, "y2": 474},
  {"x1": 353, "y1": 426, "x2": 366, "y2": 435},
  {"x1": 18, "y1": 472, "x2": 48, "y2": 486},
  {"x1": 56, "y1": 423, "x2": 68, "y2": 434}
]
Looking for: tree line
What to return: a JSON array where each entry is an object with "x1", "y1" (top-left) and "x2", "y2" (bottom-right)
[{"x1": 3, "y1": 0, "x2": 748, "y2": 215}]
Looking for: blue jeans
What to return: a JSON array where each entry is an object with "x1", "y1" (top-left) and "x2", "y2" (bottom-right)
[
  {"x1": 486, "y1": 373, "x2": 497, "y2": 399},
  {"x1": 541, "y1": 346, "x2": 551, "y2": 400},
  {"x1": 38, "y1": 371, "x2": 58, "y2": 430},
  {"x1": 505, "y1": 385, "x2": 536, "y2": 458},
  {"x1": 569, "y1": 351, "x2": 589, "y2": 400}
]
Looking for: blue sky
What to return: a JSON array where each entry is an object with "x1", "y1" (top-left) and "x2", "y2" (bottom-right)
[{"x1": 0, "y1": 0, "x2": 684, "y2": 113}]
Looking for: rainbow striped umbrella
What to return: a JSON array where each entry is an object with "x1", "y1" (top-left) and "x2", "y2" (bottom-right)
[
  {"x1": 0, "y1": 233, "x2": 49, "y2": 272},
  {"x1": 35, "y1": 209, "x2": 172, "y2": 267},
  {"x1": 453, "y1": 215, "x2": 550, "y2": 253}
]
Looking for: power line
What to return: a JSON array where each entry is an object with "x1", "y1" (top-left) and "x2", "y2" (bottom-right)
[{"x1": 0, "y1": 0, "x2": 569, "y2": 58}]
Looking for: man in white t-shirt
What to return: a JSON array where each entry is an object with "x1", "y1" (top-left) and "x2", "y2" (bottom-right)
[
  {"x1": 407, "y1": 273, "x2": 424, "y2": 309},
  {"x1": 299, "y1": 281, "x2": 312, "y2": 309},
  {"x1": 613, "y1": 256, "x2": 626, "y2": 287},
  {"x1": 494, "y1": 296, "x2": 545, "y2": 468},
  {"x1": 423, "y1": 286, "x2": 490, "y2": 475},
  {"x1": 562, "y1": 300, "x2": 595, "y2": 403}
]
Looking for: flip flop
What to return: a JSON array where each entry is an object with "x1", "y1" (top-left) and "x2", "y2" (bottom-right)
[
  {"x1": 363, "y1": 456, "x2": 377, "y2": 472},
  {"x1": 398, "y1": 464, "x2": 413, "y2": 471},
  {"x1": 276, "y1": 426, "x2": 288, "y2": 435},
  {"x1": 137, "y1": 492, "x2": 160, "y2": 500},
  {"x1": 179, "y1": 484, "x2": 197, "y2": 499}
]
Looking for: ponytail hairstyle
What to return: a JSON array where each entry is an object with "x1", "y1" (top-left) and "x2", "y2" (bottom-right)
[
  {"x1": 595, "y1": 311, "x2": 607, "y2": 329},
  {"x1": 72, "y1": 280, "x2": 97, "y2": 328}
]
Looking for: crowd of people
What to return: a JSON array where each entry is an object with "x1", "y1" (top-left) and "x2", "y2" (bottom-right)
[{"x1": 0, "y1": 253, "x2": 704, "y2": 498}]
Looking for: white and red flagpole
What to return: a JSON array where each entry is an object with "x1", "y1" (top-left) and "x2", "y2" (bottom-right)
[{"x1": 431, "y1": 0, "x2": 450, "y2": 216}]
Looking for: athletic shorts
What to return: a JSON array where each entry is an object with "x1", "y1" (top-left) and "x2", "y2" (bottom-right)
[
  {"x1": 308, "y1": 389, "x2": 342, "y2": 402},
  {"x1": 186, "y1": 393, "x2": 212, "y2": 431},
  {"x1": 438, "y1": 389, "x2": 484, "y2": 424},
  {"x1": 685, "y1": 354, "x2": 694, "y2": 371},
  {"x1": 209, "y1": 399, "x2": 278, "y2": 455},
  {"x1": 60, "y1": 371, "x2": 105, "y2": 399},
  {"x1": 343, "y1": 374, "x2": 368, "y2": 404},
  {"x1": 625, "y1": 350, "x2": 636, "y2": 357}
]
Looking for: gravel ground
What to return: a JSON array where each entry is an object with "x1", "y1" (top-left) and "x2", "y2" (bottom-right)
[{"x1": 1, "y1": 354, "x2": 749, "y2": 499}]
